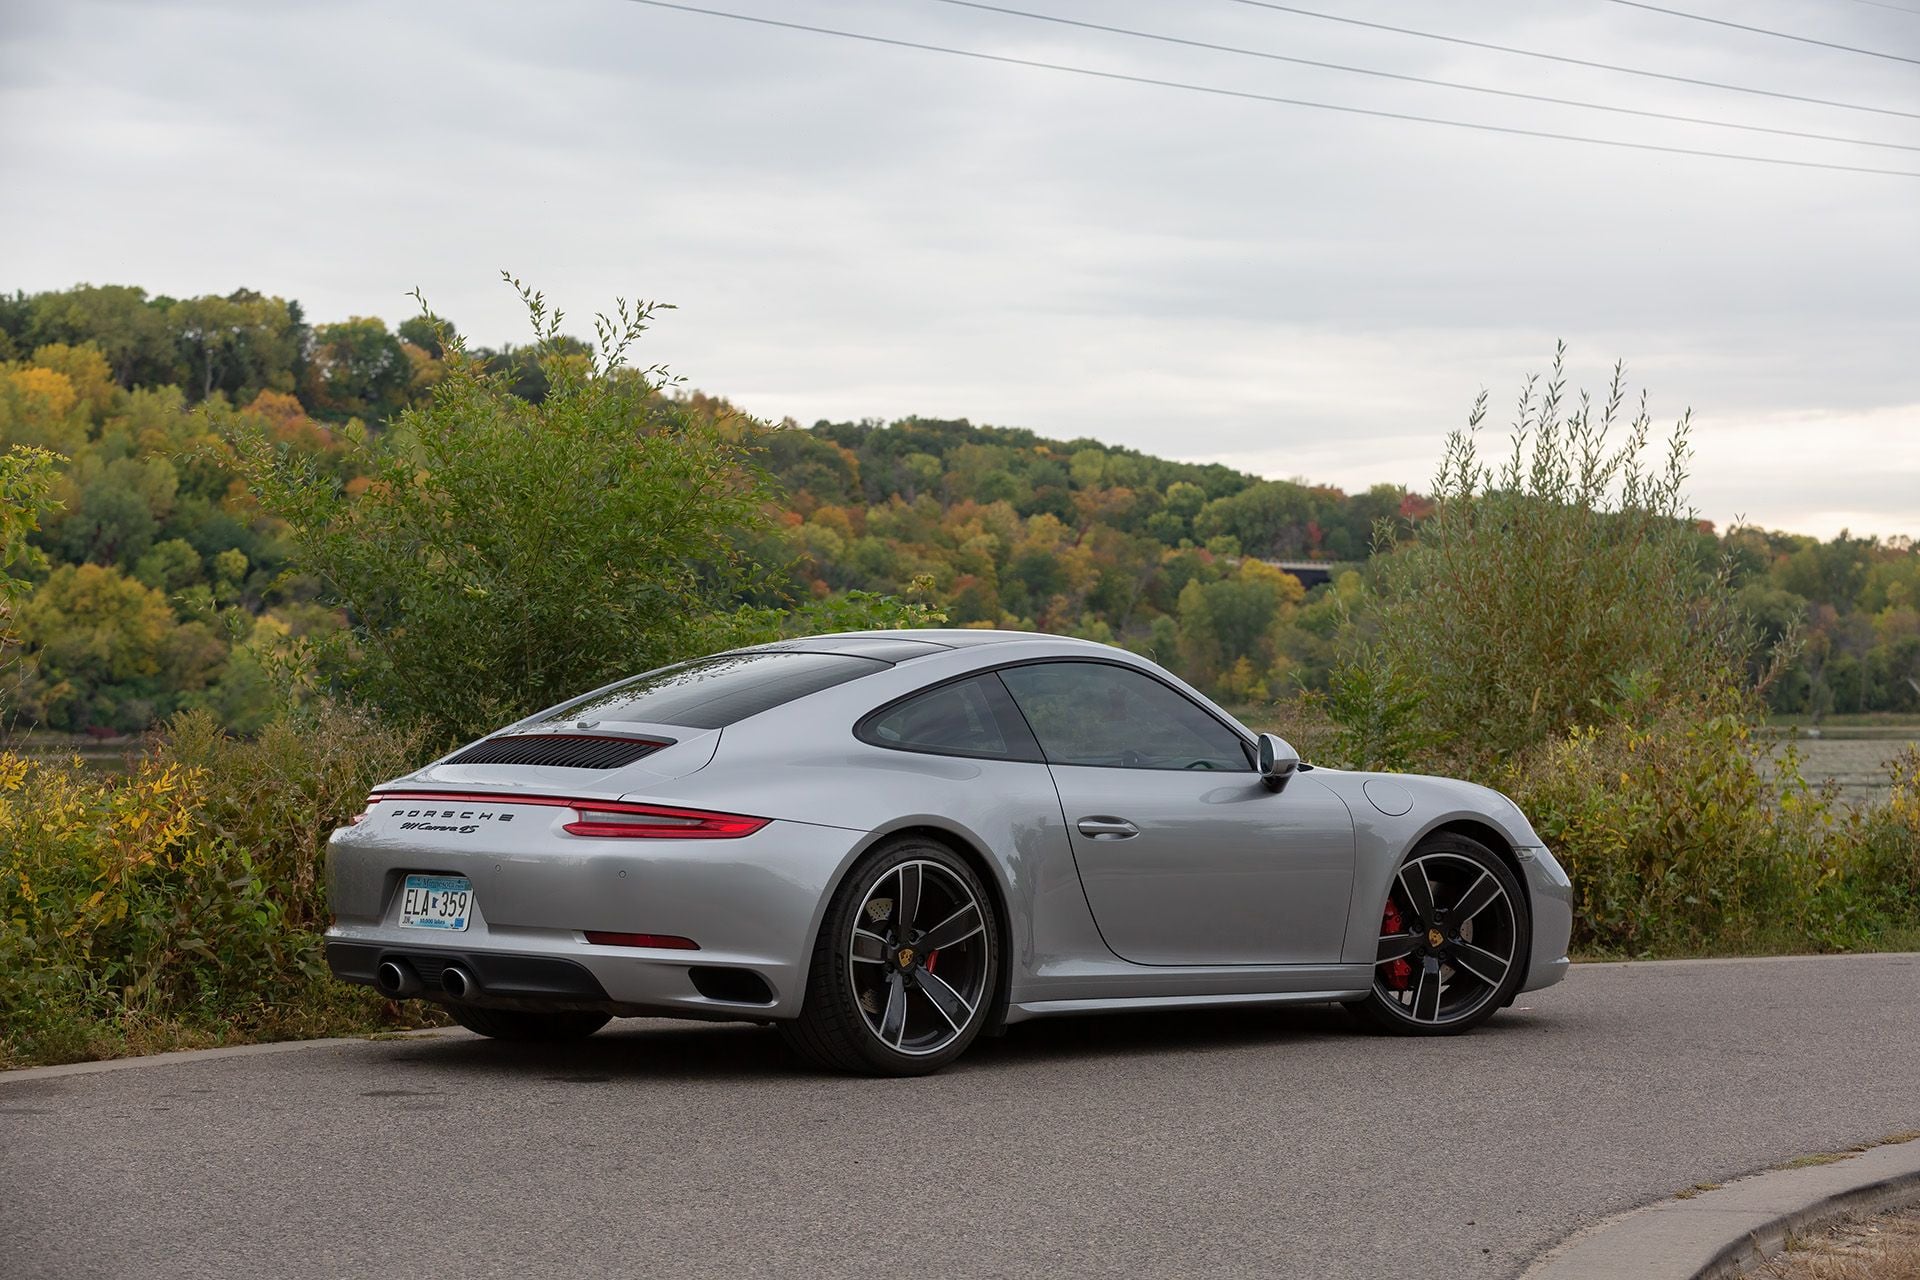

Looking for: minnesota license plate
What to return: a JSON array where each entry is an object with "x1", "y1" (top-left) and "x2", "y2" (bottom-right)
[{"x1": 399, "y1": 874, "x2": 473, "y2": 931}]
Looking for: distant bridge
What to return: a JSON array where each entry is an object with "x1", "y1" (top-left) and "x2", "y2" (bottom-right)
[{"x1": 1261, "y1": 560, "x2": 1360, "y2": 589}]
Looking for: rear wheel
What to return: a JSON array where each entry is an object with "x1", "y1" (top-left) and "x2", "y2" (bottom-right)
[
  {"x1": 446, "y1": 1004, "x2": 611, "y2": 1042},
  {"x1": 781, "y1": 837, "x2": 999, "y2": 1076},
  {"x1": 1346, "y1": 833, "x2": 1529, "y2": 1036}
]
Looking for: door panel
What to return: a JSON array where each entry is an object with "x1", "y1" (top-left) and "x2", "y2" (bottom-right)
[{"x1": 1050, "y1": 768, "x2": 1357, "y2": 966}]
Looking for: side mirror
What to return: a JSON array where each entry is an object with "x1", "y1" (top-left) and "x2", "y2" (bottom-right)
[{"x1": 1256, "y1": 733, "x2": 1299, "y2": 792}]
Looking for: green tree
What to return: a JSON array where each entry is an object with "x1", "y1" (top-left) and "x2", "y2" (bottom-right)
[
  {"x1": 1, "y1": 445, "x2": 62, "y2": 686},
  {"x1": 1194, "y1": 480, "x2": 1316, "y2": 558},
  {"x1": 168, "y1": 289, "x2": 302, "y2": 404},
  {"x1": 302, "y1": 316, "x2": 410, "y2": 422},
  {"x1": 15, "y1": 563, "x2": 222, "y2": 731},
  {"x1": 397, "y1": 314, "x2": 456, "y2": 360},
  {"x1": 133, "y1": 538, "x2": 204, "y2": 595},
  {"x1": 51, "y1": 456, "x2": 179, "y2": 570},
  {"x1": 25, "y1": 284, "x2": 177, "y2": 387},
  {"x1": 238, "y1": 285, "x2": 786, "y2": 741},
  {"x1": 1175, "y1": 558, "x2": 1304, "y2": 697}
]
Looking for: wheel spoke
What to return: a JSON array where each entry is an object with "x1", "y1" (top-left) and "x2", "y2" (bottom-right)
[
  {"x1": 1398, "y1": 861, "x2": 1437, "y2": 929},
  {"x1": 1412, "y1": 957, "x2": 1442, "y2": 1022},
  {"x1": 921, "y1": 903, "x2": 983, "y2": 951},
  {"x1": 896, "y1": 862, "x2": 922, "y2": 932},
  {"x1": 849, "y1": 859, "x2": 993, "y2": 1056},
  {"x1": 878, "y1": 971, "x2": 908, "y2": 1046},
  {"x1": 1449, "y1": 940, "x2": 1511, "y2": 988},
  {"x1": 1451, "y1": 871, "x2": 1504, "y2": 926},
  {"x1": 915, "y1": 968, "x2": 974, "y2": 1034},
  {"x1": 1376, "y1": 932, "x2": 1419, "y2": 964}
]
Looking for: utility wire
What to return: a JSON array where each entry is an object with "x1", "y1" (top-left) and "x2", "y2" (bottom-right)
[
  {"x1": 1224, "y1": 0, "x2": 1920, "y2": 121},
  {"x1": 619, "y1": 0, "x2": 1920, "y2": 178},
  {"x1": 1601, "y1": 0, "x2": 1920, "y2": 65},
  {"x1": 926, "y1": 0, "x2": 1919, "y2": 152},
  {"x1": 1832, "y1": 0, "x2": 1920, "y2": 17}
]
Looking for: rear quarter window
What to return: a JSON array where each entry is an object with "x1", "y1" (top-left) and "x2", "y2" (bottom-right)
[{"x1": 856, "y1": 674, "x2": 1042, "y2": 761}]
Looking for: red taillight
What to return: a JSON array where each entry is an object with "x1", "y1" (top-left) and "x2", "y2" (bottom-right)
[
  {"x1": 583, "y1": 931, "x2": 700, "y2": 950},
  {"x1": 364, "y1": 791, "x2": 768, "y2": 840},
  {"x1": 563, "y1": 803, "x2": 768, "y2": 840}
]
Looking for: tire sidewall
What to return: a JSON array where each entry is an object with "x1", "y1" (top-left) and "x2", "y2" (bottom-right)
[
  {"x1": 1362, "y1": 833, "x2": 1531, "y2": 1036},
  {"x1": 813, "y1": 839, "x2": 1000, "y2": 1075}
]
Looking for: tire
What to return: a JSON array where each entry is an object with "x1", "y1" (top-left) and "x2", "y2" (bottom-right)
[
  {"x1": 1345, "y1": 832, "x2": 1530, "y2": 1036},
  {"x1": 446, "y1": 1004, "x2": 612, "y2": 1042},
  {"x1": 780, "y1": 836, "x2": 1000, "y2": 1076}
]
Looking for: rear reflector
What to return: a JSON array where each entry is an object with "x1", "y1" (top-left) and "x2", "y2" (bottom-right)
[
  {"x1": 584, "y1": 931, "x2": 700, "y2": 950},
  {"x1": 563, "y1": 804, "x2": 768, "y2": 840}
]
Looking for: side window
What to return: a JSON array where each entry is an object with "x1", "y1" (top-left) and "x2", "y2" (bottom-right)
[
  {"x1": 997, "y1": 662, "x2": 1251, "y2": 771},
  {"x1": 858, "y1": 675, "x2": 1042, "y2": 761}
]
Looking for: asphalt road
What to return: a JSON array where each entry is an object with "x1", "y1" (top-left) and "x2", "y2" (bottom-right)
[{"x1": 4, "y1": 954, "x2": 1918, "y2": 1280}]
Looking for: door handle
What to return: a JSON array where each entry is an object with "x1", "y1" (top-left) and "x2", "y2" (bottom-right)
[{"x1": 1077, "y1": 817, "x2": 1139, "y2": 840}]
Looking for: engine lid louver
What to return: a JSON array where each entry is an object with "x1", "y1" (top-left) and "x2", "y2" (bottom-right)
[{"x1": 444, "y1": 734, "x2": 670, "y2": 771}]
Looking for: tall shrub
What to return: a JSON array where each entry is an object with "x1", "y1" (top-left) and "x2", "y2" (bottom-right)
[
  {"x1": 1343, "y1": 346, "x2": 1749, "y2": 769},
  {"x1": 235, "y1": 282, "x2": 781, "y2": 742}
]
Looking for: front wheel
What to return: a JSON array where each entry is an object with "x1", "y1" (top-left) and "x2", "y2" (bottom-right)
[
  {"x1": 1346, "y1": 833, "x2": 1530, "y2": 1036},
  {"x1": 447, "y1": 1004, "x2": 611, "y2": 1042},
  {"x1": 781, "y1": 838, "x2": 999, "y2": 1076}
]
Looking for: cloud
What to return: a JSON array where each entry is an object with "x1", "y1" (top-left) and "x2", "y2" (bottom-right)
[{"x1": 2, "y1": 0, "x2": 1915, "y2": 537}]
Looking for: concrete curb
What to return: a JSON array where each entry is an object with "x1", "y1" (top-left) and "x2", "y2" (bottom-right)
[
  {"x1": 0, "y1": 1027, "x2": 465, "y2": 1085},
  {"x1": 1521, "y1": 1135, "x2": 1920, "y2": 1280}
]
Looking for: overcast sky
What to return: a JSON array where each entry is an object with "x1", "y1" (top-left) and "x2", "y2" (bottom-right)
[{"x1": 3, "y1": 0, "x2": 1916, "y2": 538}]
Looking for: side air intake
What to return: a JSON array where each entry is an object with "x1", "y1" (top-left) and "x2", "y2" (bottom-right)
[{"x1": 444, "y1": 734, "x2": 669, "y2": 771}]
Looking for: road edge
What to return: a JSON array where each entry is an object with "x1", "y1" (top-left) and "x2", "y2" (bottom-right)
[
  {"x1": 1520, "y1": 1134, "x2": 1920, "y2": 1280},
  {"x1": 0, "y1": 1027, "x2": 465, "y2": 1085}
]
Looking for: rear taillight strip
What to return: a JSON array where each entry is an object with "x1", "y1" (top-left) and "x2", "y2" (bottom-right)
[{"x1": 366, "y1": 791, "x2": 769, "y2": 840}]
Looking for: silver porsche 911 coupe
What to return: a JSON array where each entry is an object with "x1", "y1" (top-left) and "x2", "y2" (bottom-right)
[{"x1": 326, "y1": 629, "x2": 1571, "y2": 1075}]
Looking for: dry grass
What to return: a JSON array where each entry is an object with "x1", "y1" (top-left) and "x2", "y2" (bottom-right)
[
  {"x1": 1778, "y1": 1153, "x2": 1856, "y2": 1171},
  {"x1": 1748, "y1": 1205, "x2": 1920, "y2": 1279}
]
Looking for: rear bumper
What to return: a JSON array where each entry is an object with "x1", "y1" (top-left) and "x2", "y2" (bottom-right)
[
  {"x1": 324, "y1": 932, "x2": 786, "y2": 1020},
  {"x1": 326, "y1": 942, "x2": 610, "y2": 1004},
  {"x1": 325, "y1": 812, "x2": 867, "y2": 1020}
]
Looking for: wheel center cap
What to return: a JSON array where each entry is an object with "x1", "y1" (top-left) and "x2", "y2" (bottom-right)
[
  {"x1": 896, "y1": 946, "x2": 916, "y2": 969},
  {"x1": 1427, "y1": 928, "x2": 1445, "y2": 948}
]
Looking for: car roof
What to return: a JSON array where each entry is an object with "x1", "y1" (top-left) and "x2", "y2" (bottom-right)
[
  {"x1": 829, "y1": 628, "x2": 1113, "y2": 650},
  {"x1": 740, "y1": 628, "x2": 1114, "y2": 662}
]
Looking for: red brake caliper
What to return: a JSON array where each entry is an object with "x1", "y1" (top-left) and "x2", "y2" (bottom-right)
[{"x1": 1382, "y1": 899, "x2": 1412, "y2": 990}]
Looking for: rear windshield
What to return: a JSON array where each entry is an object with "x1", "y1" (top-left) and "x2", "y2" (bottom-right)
[{"x1": 536, "y1": 651, "x2": 886, "y2": 730}]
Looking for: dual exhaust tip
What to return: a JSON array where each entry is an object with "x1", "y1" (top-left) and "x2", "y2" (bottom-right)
[{"x1": 375, "y1": 959, "x2": 476, "y2": 1000}]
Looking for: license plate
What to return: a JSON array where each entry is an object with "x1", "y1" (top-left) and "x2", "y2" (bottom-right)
[{"x1": 399, "y1": 874, "x2": 473, "y2": 931}]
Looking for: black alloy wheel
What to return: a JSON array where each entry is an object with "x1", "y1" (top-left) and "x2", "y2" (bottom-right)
[
  {"x1": 782, "y1": 838, "x2": 998, "y2": 1075},
  {"x1": 1347, "y1": 832, "x2": 1530, "y2": 1035}
]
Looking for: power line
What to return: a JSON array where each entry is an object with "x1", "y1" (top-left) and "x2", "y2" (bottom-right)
[
  {"x1": 1832, "y1": 0, "x2": 1920, "y2": 17},
  {"x1": 926, "y1": 0, "x2": 1919, "y2": 152},
  {"x1": 619, "y1": 0, "x2": 1920, "y2": 178},
  {"x1": 1601, "y1": 0, "x2": 1920, "y2": 64},
  {"x1": 1224, "y1": 0, "x2": 1920, "y2": 121}
]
